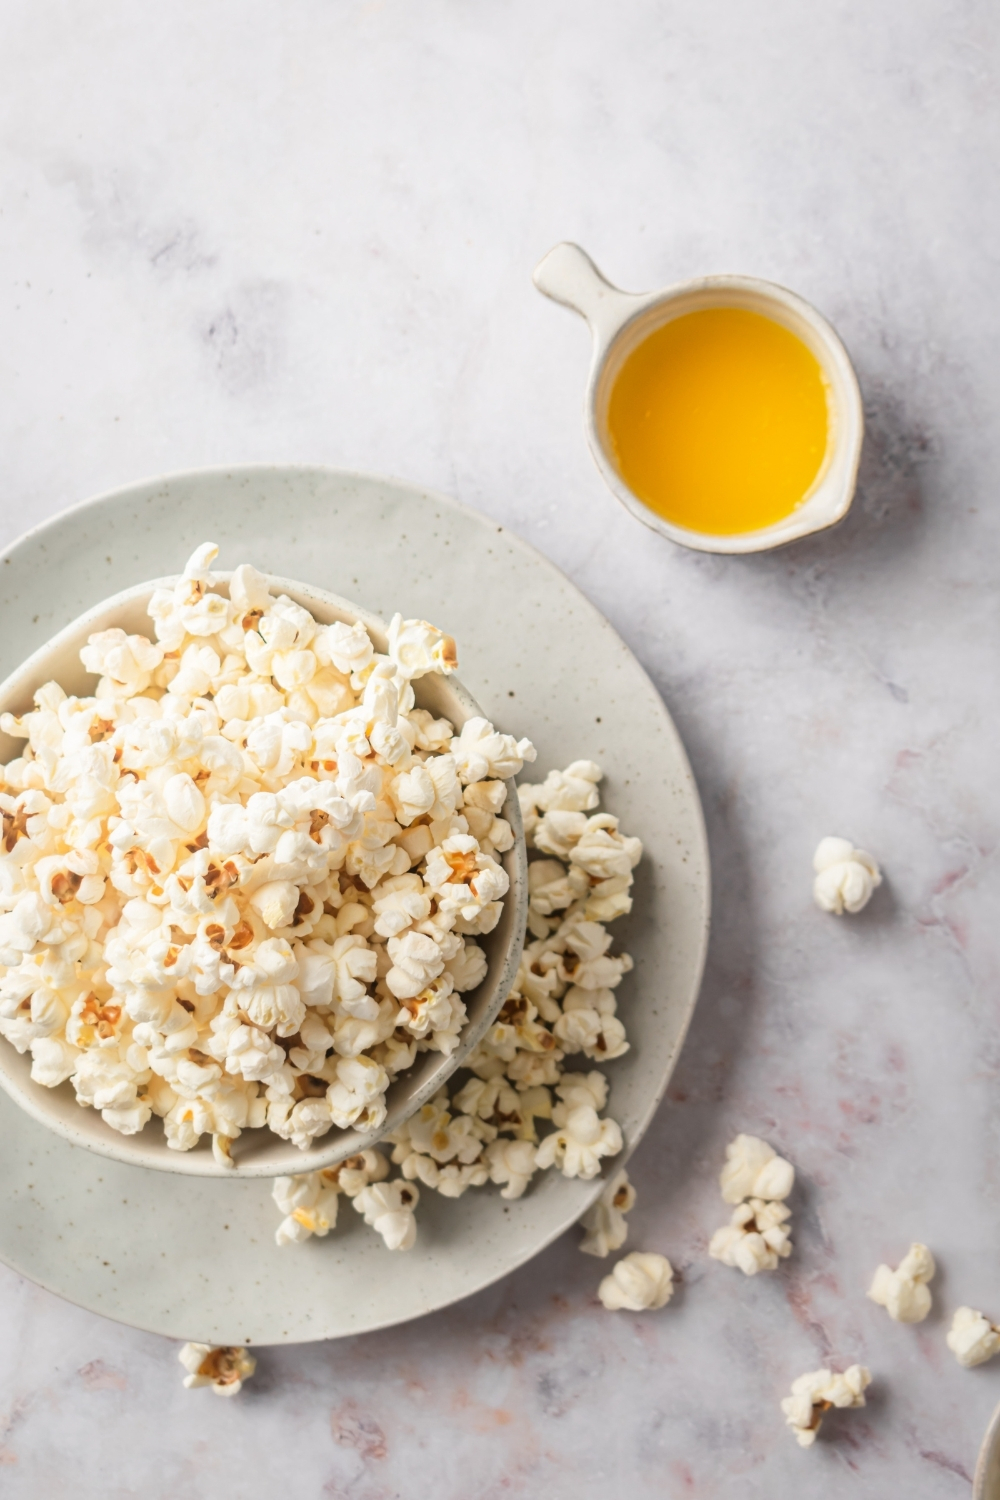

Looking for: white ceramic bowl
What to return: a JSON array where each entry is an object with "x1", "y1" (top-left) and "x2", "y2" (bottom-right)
[
  {"x1": 0, "y1": 571, "x2": 527, "y2": 1177},
  {"x1": 533, "y1": 241, "x2": 864, "y2": 555}
]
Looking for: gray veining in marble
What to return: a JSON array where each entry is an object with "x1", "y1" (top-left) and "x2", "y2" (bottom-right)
[{"x1": 1, "y1": 1, "x2": 998, "y2": 1495}]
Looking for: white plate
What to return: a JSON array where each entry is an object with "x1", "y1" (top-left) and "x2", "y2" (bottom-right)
[{"x1": 0, "y1": 466, "x2": 710, "y2": 1344}]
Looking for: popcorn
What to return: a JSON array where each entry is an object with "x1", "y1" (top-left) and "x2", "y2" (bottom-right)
[
  {"x1": 568, "y1": 818, "x2": 642, "y2": 884},
  {"x1": 780, "y1": 1366, "x2": 872, "y2": 1447},
  {"x1": 552, "y1": 1070, "x2": 608, "y2": 1119},
  {"x1": 387, "y1": 614, "x2": 458, "y2": 680},
  {"x1": 709, "y1": 1199, "x2": 792, "y2": 1275},
  {"x1": 445, "y1": 940, "x2": 488, "y2": 993},
  {"x1": 326, "y1": 1055, "x2": 390, "y2": 1131},
  {"x1": 391, "y1": 1089, "x2": 489, "y2": 1178},
  {"x1": 450, "y1": 718, "x2": 536, "y2": 784},
  {"x1": 485, "y1": 1137, "x2": 538, "y2": 1199},
  {"x1": 272, "y1": 1168, "x2": 341, "y2": 1245},
  {"x1": 535, "y1": 1102, "x2": 622, "y2": 1180},
  {"x1": 812, "y1": 837, "x2": 882, "y2": 916},
  {"x1": 598, "y1": 1252, "x2": 674, "y2": 1311},
  {"x1": 178, "y1": 1343, "x2": 256, "y2": 1396},
  {"x1": 270, "y1": 755, "x2": 638, "y2": 1251},
  {"x1": 316, "y1": 620, "x2": 374, "y2": 677},
  {"x1": 527, "y1": 858, "x2": 586, "y2": 925},
  {"x1": 335, "y1": 1147, "x2": 390, "y2": 1196},
  {"x1": 272, "y1": 1151, "x2": 392, "y2": 1245},
  {"x1": 578, "y1": 1168, "x2": 635, "y2": 1258},
  {"x1": 0, "y1": 544, "x2": 530, "y2": 1161},
  {"x1": 947, "y1": 1306, "x2": 1000, "y2": 1368},
  {"x1": 527, "y1": 760, "x2": 603, "y2": 814},
  {"x1": 719, "y1": 1134, "x2": 795, "y2": 1204},
  {"x1": 554, "y1": 986, "x2": 628, "y2": 1061},
  {"x1": 709, "y1": 1136, "x2": 795, "y2": 1274},
  {"x1": 423, "y1": 835, "x2": 510, "y2": 928},
  {"x1": 371, "y1": 874, "x2": 431, "y2": 937},
  {"x1": 353, "y1": 1179, "x2": 420, "y2": 1250},
  {"x1": 80, "y1": 630, "x2": 163, "y2": 697},
  {"x1": 867, "y1": 1242, "x2": 935, "y2": 1323},
  {"x1": 385, "y1": 930, "x2": 448, "y2": 1000}
]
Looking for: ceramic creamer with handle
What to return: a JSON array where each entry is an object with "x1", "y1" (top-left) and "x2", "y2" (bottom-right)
[{"x1": 534, "y1": 241, "x2": 864, "y2": 555}]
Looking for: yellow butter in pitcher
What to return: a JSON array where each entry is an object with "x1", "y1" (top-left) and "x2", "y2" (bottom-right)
[{"x1": 606, "y1": 307, "x2": 830, "y2": 537}]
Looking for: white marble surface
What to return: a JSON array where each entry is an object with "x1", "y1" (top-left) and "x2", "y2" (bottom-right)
[{"x1": 0, "y1": 1, "x2": 997, "y2": 1494}]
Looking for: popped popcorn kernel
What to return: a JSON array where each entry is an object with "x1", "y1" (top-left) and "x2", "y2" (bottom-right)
[
  {"x1": 598, "y1": 1251, "x2": 674, "y2": 1311},
  {"x1": 353, "y1": 1178, "x2": 420, "y2": 1250},
  {"x1": 780, "y1": 1365, "x2": 871, "y2": 1447},
  {"x1": 812, "y1": 836, "x2": 882, "y2": 915},
  {"x1": 272, "y1": 1168, "x2": 342, "y2": 1245},
  {"x1": 578, "y1": 1168, "x2": 635, "y2": 1258},
  {"x1": 867, "y1": 1242, "x2": 935, "y2": 1323},
  {"x1": 947, "y1": 1306, "x2": 1000, "y2": 1368},
  {"x1": 178, "y1": 1342, "x2": 256, "y2": 1396},
  {"x1": 719, "y1": 1134, "x2": 794, "y2": 1204},
  {"x1": 709, "y1": 1198, "x2": 792, "y2": 1275}
]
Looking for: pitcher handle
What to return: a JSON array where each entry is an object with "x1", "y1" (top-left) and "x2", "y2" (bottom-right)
[{"x1": 532, "y1": 242, "x2": 639, "y2": 338}]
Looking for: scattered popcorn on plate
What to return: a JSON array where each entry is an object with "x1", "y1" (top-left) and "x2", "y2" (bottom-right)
[
  {"x1": 780, "y1": 1365, "x2": 872, "y2": 1447},
  {"x1": 598, "y1": 1251, "x2": 674, "y2": 1311},
  {"x1": 947, "y1": 1306, "x2": 1000, "y2": 1368},
  {"x1": 0, "y1": 544, "x2": 536, "y2": 1159},
  {"x1": 271, "y1": 758, "x2": 640, "y2": 1252},
  {"x1": 178, "y1": 1342, "x2": 256, "y2": 1396},
  {"x1": 272, "y1": 1148, "x2": 390, "y2": 1245},
  {"x1": 812, "y1": 837, "x2": 882, "y2": 915},
  {"x1": 353, "y1": 1178, "x2": 420, "y2": 1250},
  {"x1": 867, "y1": 1242, "x2": 935, "y2": 1323},
  {"x1": 578, "y1": 1167, "x2": 635, "y2": 1258}
]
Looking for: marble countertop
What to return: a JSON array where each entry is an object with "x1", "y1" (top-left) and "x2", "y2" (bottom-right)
[{"x1": 0, "y1": 1, "x2": 997, "y2": 1494}]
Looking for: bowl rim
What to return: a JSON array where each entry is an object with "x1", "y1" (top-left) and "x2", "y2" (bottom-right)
[{"x1": 0, "y1": 568, "x2": 527, "y2": 1177}]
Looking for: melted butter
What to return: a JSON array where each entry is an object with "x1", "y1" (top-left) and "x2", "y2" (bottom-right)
[{"x1": 606, "y1": 306, "x2": 830, "y2": 535}]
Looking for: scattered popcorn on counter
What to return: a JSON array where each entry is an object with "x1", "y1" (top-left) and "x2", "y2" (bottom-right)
[
  {"x1": 947, "y1": 1306, "x2": 1000, "y2": 1368},
  {"x1": 780, "y1": 1365, "x2": 872, "y2": 1447},
  {"x1": 812, "y1": 836, "x2": 882, "y2": 916},
  {"x1": 720, "y1": 1134, "x2": 795, "y2": 1204},
  {"x1": 271, "y1": 758, "x2": 639, "y2": 1252},
  {"x1": 178, "y1": 1342, "x2": 256, "y2": 1396},
  {"x1": 709, "y1": 1198, "x2": 792, "y2": 1275},
  {"x1": 710, "y1": 1136, "x2": 795, "y2": 1275},
  {"x1": 867, "y1": 1242, "x2": 935, "y2": 1323},
  {"x1": 578, "y1": 1168, "x2": 635, "y2": 1257},
  {"x1": 0, "y1": 543, "x2": 536, "y2": 1158},
  {"x1": 598, "y1": 1251, "x2": 674, "y2": 1311}
]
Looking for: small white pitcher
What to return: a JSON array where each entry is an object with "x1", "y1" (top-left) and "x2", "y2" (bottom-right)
[{"x1": 533, "y1": 242, "x2": 864, "y2": 555}]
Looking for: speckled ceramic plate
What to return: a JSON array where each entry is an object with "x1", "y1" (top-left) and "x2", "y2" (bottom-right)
[{"x1": 0, "y1": 466, "x2": 709, "y2": 1345}]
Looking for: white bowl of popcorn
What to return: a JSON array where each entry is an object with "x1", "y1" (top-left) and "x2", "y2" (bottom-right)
[{"x1": 0, "y1": 544, "x2": 529, "y2": 1177}]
